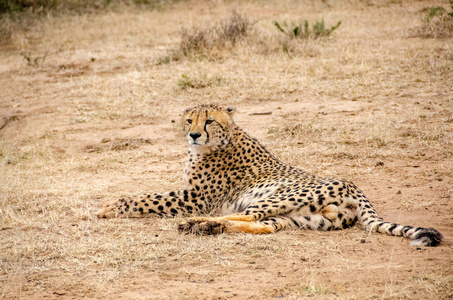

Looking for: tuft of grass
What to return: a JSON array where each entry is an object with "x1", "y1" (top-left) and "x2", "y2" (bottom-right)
[
  {"x1": 413, "y1": 1, "x2": 453, "y2": 38},
  {"x1": 425, "y1": 6, "x2": 448, "y2": 23},
  {"x1": 273, "y1": 19, "x2": 341, "y2": 39},
  {"x1": 19, "y1": 50, "x2": 48, "y2": 66},
  {"x1": 178, "y1": 26, "x2": 215, "y2": 59},
  {"x1": 155, "y1": 55, "x2": 170, "y2": 65},
  {"x1": 173, "y1": 10, "x2": 251, "y2": 60},
  {"x1": 273, "y1": 18, "x2": 341, "y2": 55},
  {"x1": 177, "y1": 73, "x2": 194, "y2": 89},
  {"x1": 218, "y1": 10, "x2": 250, "y2": 47},
  {"x1": 425, "y1": 1, "x2": 453, "y2": 23},
  {"x1": 302, "y1": 285, "x2": 333, "y2": 296},
  {"x1": 177, "y1": 73, "x2": 226, "y2": 89}
]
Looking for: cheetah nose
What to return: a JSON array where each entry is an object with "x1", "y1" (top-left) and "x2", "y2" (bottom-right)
[{"x1": 189, "y1": 133, "x2": 201, "y2": 141}]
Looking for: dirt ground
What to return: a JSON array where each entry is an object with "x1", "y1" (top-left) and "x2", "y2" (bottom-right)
[{"x1": 1, "y1": 0, "x2": 452, "y2": 299}]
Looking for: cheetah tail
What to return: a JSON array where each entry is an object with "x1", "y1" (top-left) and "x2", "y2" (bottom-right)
[{"x1": 357, "y1": 201, "x2": 443, "y2": 247}]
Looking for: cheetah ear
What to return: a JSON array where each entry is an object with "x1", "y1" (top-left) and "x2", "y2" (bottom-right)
[
  {"x1": 183, "y1": 107, "x2": 193, "y2": 115},
  {"x1": 225, "y1": 106, "x2": 236, "y2": 116}
]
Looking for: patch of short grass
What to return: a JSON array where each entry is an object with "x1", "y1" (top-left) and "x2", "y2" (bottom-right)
[{"x1": 177, "y1": 73, "x2": 226, "y2": 89}]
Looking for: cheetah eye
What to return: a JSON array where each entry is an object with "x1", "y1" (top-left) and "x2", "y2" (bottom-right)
[
  {"x1": 187, "y1": 119, "x2": 192, "y2": 124},
  {"x1": 205, "y1": 119, "x2": 214, "y2": 125}
]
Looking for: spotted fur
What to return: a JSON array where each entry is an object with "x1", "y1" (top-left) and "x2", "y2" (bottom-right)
[{"x1": 96, "y1": 104, "x2": 443, "y2": 247}]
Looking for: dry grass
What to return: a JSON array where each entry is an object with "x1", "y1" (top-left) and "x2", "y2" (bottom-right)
[
  {"x1": 411, "y1": 1, "x2": 453, "y2": 38},
  {"x1": 1, "y1": 0, "x2": 453, "y2": 299},
  {"x1": 0, "y1": 0, "x2": 183, "y2": 15},
  {"x1": 168, "y1": 10, "x2": 252, "y2": 61},
  {"x1": 421, "y1": 14, "x2": 453, "y2": 38}
]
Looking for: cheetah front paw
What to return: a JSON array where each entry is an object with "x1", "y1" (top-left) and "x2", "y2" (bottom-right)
[
  {"x1": 96, "y1": 203, "x2": 122, "y2": 218},
  {"x1": 178, "y1": 219, "x2": 226, "y2": 235},
  {"x1": 95, "y1": 199, "x2": 138, "y2": 219}
]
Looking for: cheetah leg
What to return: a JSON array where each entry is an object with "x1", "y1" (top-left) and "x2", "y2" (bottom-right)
[
  {"x1": 179, "y1": 211, "x2": 358, "y2": 235},
  {"x1": 223, "y1": 198, "x2": 312, "y2": 222},
  {"x1": 184, "y1": 213, "x2": 257, "y2": 223},
  {"x1": 223, "y1": 184, "x2": 354, "y2": 223},
  {"x1": 321, "y1": 204, "x2": 339, "y2": 220},
  {"x1": 182, "y1": 213, "x2": 268, "y2": 223},
  {"x1": 178, "y1": 219, "x2": 275, "y2": 235},
  {"x1": 96, "y1": 189, "x2": 204, "y2": 218},
  {"x1": 252, "y1": 211, "x2": 358, "y2": 233},
  {"x1": 224, "y1": 214, "x2": 256, "y2": 222},
  {"x1": 180, "y1": 203, "x2": 360, "y2": 235},
  {"x1": 262, "y1": 214, "x2": 338, "y2": 231},
  {"x1": 206, "y1": 199, "x2": 354, "y2": 227}
]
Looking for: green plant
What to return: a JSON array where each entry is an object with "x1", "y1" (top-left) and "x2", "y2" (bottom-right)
[
  {"x1": 177, "y1": 73, "x2": 225, "y2": 89},
  {"x1": 426, "y1": 7, "x2": 447, "y2": 23},
  {"x1": 20, "y1": 51, "x2": 48, "y2": 66},
  {"x1": 312, "y1": 19, "x2": 342, "y2": 37},
  {"x1": 0, "y1": 0, "x2": 24, "y2": 14},
  {"x1": 273, "y1": 19, "x2": 341, "y2": 39},
  {"x1": 156, "y1": 56, "x2": 170, "y2": 65},
  {"x1": 177, "y1": 74, "x2": 193, "y2": 89},
  {"x1": 425, "y1": 0, "x2": 453, "y2": 23},
  {"x1": 19, "y1": 48, "x2": 62, "y2": 66},
  {"x1": 417, "y1": 0, "x2": 453, "y2": 38}
]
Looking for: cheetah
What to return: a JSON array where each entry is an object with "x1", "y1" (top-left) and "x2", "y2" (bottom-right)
[{"x1": 96, "y1": 104, "x2": 443, "y2": 247}]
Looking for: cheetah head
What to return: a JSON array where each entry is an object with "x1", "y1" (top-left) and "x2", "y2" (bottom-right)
[{"x1": 183, "y1": 104, "x2": 236, "y2": 152}]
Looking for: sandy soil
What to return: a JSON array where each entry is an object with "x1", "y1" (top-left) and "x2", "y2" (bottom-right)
[{"x1": 1, "y1": 0, "x2": 452, "y2": 299}]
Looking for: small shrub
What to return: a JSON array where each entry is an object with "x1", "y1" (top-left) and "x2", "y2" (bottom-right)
[
  {"x1": 414, "y1": 0, "x2": 453, "y2": 38},
  {"x1": 218, "y1": 10, "x2": 250, "y2": 46},
  {"x1": 179, "y1": 26, "x2": 215, "y2": 58},
  {"x1": 20, "y1": 51, "x2": 48, "y2": 66},
  {"x1": 273, "y1": 19, "x2": 341, "y2": 39},
  {"x1": 19, "y1": 48, "x2": 61, "y2": 66},
  {"x1": 0, "y1": 0, "x2": 24, "y2": 14},
  {"x1": 174, "y1": 10, "x2": 251, "y2": 60}
]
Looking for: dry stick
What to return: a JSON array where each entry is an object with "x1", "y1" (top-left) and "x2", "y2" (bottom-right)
[
  {"x1": 249, "y1": 112, "x2": 272, "y2": 116},
  {"x1": 0, "y1": 115, "x2": 20, "y2": 131}
]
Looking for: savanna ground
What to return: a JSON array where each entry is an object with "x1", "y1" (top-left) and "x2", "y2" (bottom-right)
[{"x1": 1, "y1": 0, "x2": 453, "y2": 299}]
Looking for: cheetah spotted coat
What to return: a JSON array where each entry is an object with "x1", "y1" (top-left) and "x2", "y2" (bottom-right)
[{"x1": 97, "y1": 104, "x2": 442, "y2": 247}]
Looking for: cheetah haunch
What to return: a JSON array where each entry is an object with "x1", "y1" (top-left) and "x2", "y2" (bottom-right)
[{"x1": 97, "y1": 104, "x2": 442, "y2": 247}]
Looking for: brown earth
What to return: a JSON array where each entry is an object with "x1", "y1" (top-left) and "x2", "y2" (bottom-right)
[{"x1": 0, "y1": 0, "x2": 452, "y2": 299}]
